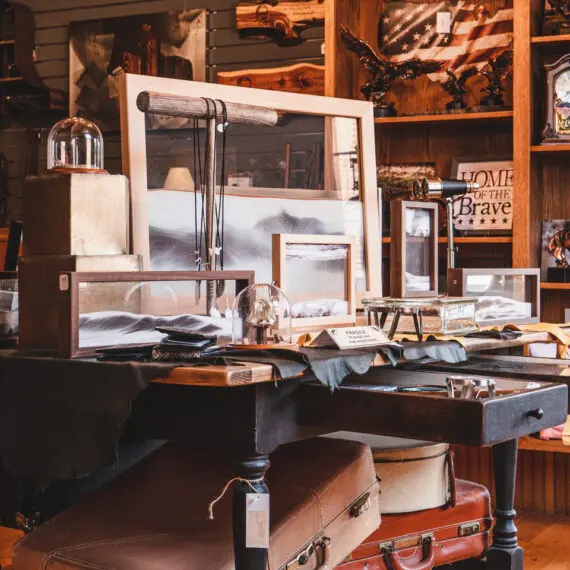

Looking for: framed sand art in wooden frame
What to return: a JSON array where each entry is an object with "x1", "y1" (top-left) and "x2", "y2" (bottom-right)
[
  {"x1": 119, "y1": 73, "x2": 382, "y2": 303},
  {"x1": 272, "y1": 234, "x2": 356, "y2": 329}
]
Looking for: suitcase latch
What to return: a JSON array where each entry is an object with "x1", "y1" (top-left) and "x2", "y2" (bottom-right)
[
  {"x1": 459, "y1": 521, "x2": 480, "y2": 536},
  {"x1": 350, "y1": 492, "x2": 371, "y2": 518},
  {"x1": 286, "y1": 535, "x2": 331, "y2": 569},
  {"x1": 379, "y1": 533, "x2": 434, "y2": 554}
]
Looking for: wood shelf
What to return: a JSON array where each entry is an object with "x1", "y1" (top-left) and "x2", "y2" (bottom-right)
[
  {"x1": 0, "y1": 76, "x2": 22, "y2": 84},
  {"x1": 531, "y1": 144, "x2": 570, "y2": 153},
  {"x1": 374, "y1": 110, "x2": 513, "y2": 125},
  {"x1": 381, "y1": 236, "x2": 512, "y2": 244},
  {"x1": 531, "y1": 34, "x2": 570, "y2": 45},
  {"x1": 541, "y1": 283, "x2": 570, "y2": 290},
  {"x1": 519, "y1": 436, "x2": 570, "y2": 454},
  {"x1": 0, "y1": 39, "x2": 15, "y2": 46}
]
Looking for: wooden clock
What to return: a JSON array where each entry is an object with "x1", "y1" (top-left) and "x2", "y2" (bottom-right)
[{"x1": 542, "y1": 53, "x2": 570, "y2": 144}]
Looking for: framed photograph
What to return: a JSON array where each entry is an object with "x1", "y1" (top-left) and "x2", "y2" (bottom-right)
[
  {"x1": 450, "y1": 156, "x2": 513, "y2": 235},
  {"x1": 447, "y1": 268, "x2": 540, "y2": 327},
  {"x1": 69, "y1": 9, "x2": 206, "y2": 131},
  {"x1": 272, "y1": 234, "x2": 356, "y2": 329},
  {"x1": 119, "y1": 74, "x2": 382, "y2": 304},
  {"x1": 390, "y1": 200, "x2": 438, "y2": 298},
  {"x1": 58, "y1": 270, "x2": 254, "y2": 358}
]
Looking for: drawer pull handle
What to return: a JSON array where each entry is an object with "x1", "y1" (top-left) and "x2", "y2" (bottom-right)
[{"x1": 527, "y1": 408, "x2": 544, "y2": 420}]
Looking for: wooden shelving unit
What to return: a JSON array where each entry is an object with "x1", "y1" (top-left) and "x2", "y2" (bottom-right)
[
  {"x1": 541, "y1": 283, "x2": 570, "y2": 290},
  {"x1": 374, "y1": 110, "x2": 513, "y2": 125},
  {"x1": 519, "y1": 436, "x2": 570, "y2": 454},
  {"x1": 531, "y1": 33, "x2": 570, "y2": 45},
  {"x1": 531, "y1": 144, "x2": 570, "y2": 152},
  {"x1": 381, "y1": 236, "x2": 512, "y2": 244}
]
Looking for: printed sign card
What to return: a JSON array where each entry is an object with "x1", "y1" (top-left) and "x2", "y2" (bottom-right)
[{"x1": 309, "y1": 326, "x2": 399, "y2": 350}]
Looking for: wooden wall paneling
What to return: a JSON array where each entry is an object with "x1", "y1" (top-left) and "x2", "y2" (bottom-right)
[
  {"x1": 541, "y1": 290, "x2": 570, "y2": 323},
  {"x1": 521, "y1": 450, "x2": 535, "y2": 511},
  {"x1": 512, "y1": 0, "x2": 532, "y2": 268},
  {"x1": 554, "y1": 452, "x2": 566, "y2": 514},
  {"x1": 209, "y1": 26, "x2": 324, "y2": 48},
  {"x1": 376, "y1": 122, "x2": 513, "y2": 180},
  {"x1": 566, "y1": 456, "x2": 570, "y2": 515},
  {"x1": 544, "y1": 451, "x2": 555, "y2": 513}
]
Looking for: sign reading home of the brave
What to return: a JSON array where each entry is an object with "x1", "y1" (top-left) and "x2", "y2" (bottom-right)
[{"x1": 452, "y1": 159, "x2": 513, "y2": 231}]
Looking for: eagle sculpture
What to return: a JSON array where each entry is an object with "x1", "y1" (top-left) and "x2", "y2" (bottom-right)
[{"x1": 340, "y1": 26, "x2": 442, "y2": 115}]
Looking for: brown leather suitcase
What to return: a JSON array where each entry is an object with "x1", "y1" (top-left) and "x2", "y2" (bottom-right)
[
  {"x1": 13, "y1": 438, "x2": 380, "y2": 570},
  {"x1": 336, "y1": 479, "x2": 491, "y2": 570}
]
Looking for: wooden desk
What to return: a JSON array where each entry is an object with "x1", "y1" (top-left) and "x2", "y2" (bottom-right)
[{"x1": 0, "y1": 337, "x2": 567, "y2": 570}]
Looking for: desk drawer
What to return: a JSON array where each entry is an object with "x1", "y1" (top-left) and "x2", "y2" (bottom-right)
[{"x1": 297, "y1": 370, "x2": 568, "y2": 446}]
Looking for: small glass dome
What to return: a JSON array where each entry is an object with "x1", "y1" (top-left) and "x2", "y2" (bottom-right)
[
  {"x1": 232, "y1": 283, "x2": 293, "y2": 348},
  {"x1": 47, "y1": 117, "x2": 104, "y2": 172}
]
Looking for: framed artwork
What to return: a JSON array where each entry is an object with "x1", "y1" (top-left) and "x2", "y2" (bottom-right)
[
  {"x1": 447, "y1": 268, "x2": 540, "y2": 327},
  {"x1": 378, "y1": 2, "x2": 513, "y2": 85},
  {"x1": 272, "y1": 234, "x2": 356, "y2": 329},
  {"x1": 58, "y1": 270, "x2": 254, "y2": 358},
  {"x1": 69, "y1": 9, "x2": 206, "y2": 131},
  {"x1": 390, "y1": 200, "x2": 438, "y2": 298},
  {"x1": 450, "y1": 157, "x2": 513, "y2": 234},
  {"x1": 119, "y1": 74, "x2": 382, "y2": 304}
]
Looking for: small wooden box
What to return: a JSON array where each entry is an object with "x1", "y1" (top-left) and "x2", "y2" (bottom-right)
[
  {"x1": 447, "y1": 268, "x2": 540, "y2": 327},
  {"x1": 23, "y1": 173, "x2": 129, "y2": 256},
  {"x1": 19, "y1": 255, "x2": 141, "y2": 350}
]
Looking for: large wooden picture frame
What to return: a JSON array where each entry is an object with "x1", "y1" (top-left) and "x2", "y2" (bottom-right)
[
  {"x1": 390, "y1": 200, "x2": 439, "y2": 298},
  {"x1": 119, "y1": 73, "x2": 382, "y2": 303},
  {"x1": 272, "y1": 233, "x2": 356, "y2": 329},
  {"x1": 58, "y1": 270, "x2": 254, "y2": 358}
]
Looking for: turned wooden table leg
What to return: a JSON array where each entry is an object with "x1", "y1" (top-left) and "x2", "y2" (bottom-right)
[
  {"x1": 233, "y1": 454, "x2": 270, "y2": 570},
  {"x1": 487, "y1": 439, "x2": 524, "y2": 570}
]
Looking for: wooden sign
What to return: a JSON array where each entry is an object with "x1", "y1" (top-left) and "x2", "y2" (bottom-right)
[
  {"x1": 217, "y1": 63, "x2": 325, "y2": 95},
  {"x1": 236, "y1": 0, "x2": 325, "y2": 44},
  {"x1": 451, "y1": 158, "x2": 513, "y2": 233}
]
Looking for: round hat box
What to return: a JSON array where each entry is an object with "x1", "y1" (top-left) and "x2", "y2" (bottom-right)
[{"x1": 325, "y1": 432, "x2": 451, "y2": 514}]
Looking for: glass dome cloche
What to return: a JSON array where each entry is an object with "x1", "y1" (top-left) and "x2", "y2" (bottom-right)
[
  {"x1": 231, "y1": 283, "x2": 295, "y2": 350},
  {"x1": 47, "y1": 117, "x2": 105, "y2": 173}
]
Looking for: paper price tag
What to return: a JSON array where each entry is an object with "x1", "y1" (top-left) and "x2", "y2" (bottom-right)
[
  {"x1": 246, "y1": 493, "x2": 270, "y2": 549},
  {"x1": 436, "y1": 11, "x2": 451, "y2": 34}
]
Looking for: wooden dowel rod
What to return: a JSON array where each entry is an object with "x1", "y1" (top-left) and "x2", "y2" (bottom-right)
[{"x1": 136, "y1": 92, "x2": 278, "y2": 127}]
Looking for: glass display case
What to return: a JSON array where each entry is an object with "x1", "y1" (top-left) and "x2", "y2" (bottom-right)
[
  {"x1": 58, "y1": 270, "x2": 254, "y2": 357},
  {"x1": 363, "y1": 296, "x2": 477, "y2": 338},
  {"x1": 47, "y1": 117, "x2": 104, "y2": 173},
  {"x1": 447, "y1": 268, "x2": 540, "y2": 326}
]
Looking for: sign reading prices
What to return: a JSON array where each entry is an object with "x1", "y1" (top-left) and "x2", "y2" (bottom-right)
[{"x1": 452, "y1": 159, "x2": 513, "y2": 231}]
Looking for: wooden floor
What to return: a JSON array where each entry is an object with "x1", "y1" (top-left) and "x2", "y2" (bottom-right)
[
  {"x1": 0, "y1": 515, "x2": 569, "y2": 568},
  {"x1": 518, "y1": 512, "x2": 570, "y2": 569}
]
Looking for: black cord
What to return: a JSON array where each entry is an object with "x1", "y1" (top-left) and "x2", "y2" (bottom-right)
[{"x1": 216, "y1": 99, "x2": 228, "y2": 271}]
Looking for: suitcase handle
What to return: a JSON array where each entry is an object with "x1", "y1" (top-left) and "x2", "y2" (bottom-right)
[{"x1": 388, "y1": 536, "x2": 436, "y2": 570}]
